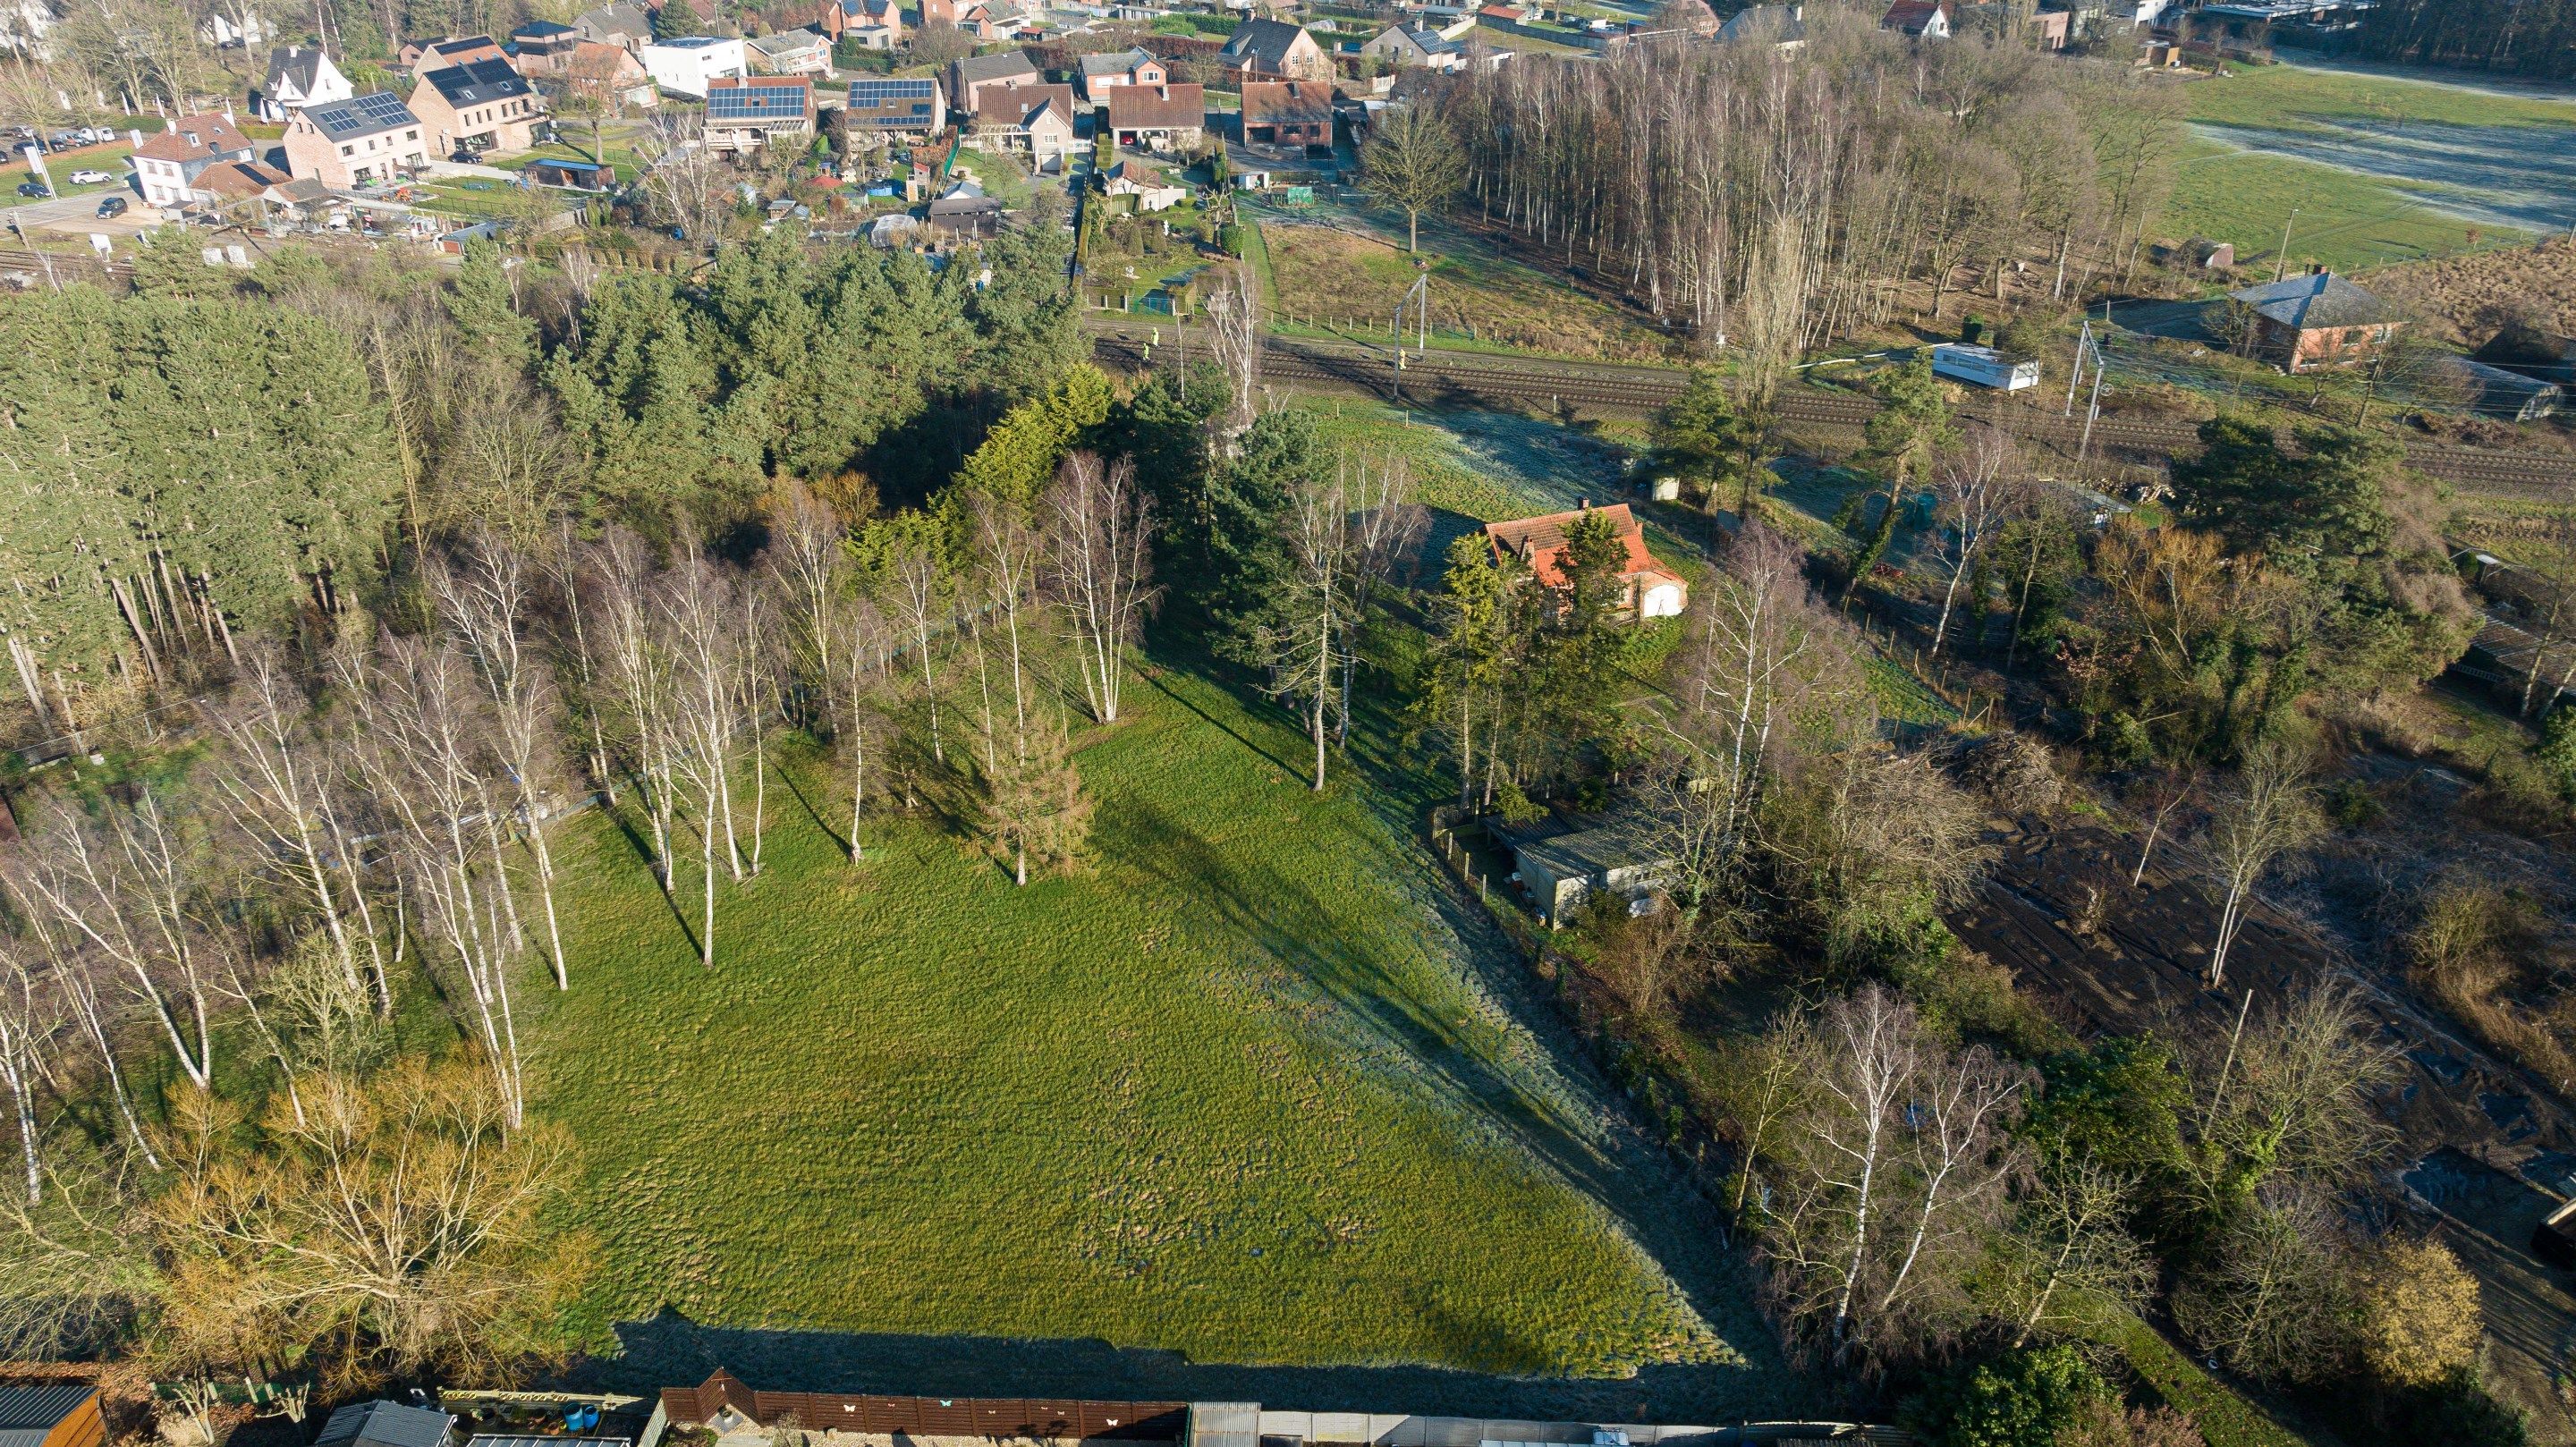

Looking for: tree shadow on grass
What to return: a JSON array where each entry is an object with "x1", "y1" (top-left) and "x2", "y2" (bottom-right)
[
  {"x1": 1096, "y1": 795, "x2": 1790, "y2": 1402},
  {"x1": 572, "y1": 1310, "x2": 1789, "y2": 1424}
]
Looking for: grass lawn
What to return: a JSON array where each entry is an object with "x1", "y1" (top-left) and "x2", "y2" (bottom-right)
[
  {"x1": 1257, "y1": 218, "x2": 1675, "y2": 363},
  {"x1": 495, "y1": 140, "x2": 648, "y2": 184},
  {"x1": 0, "y1": 140, "x2": 136, "y2": 199},
  {"x1": 2163, "y1": 137, "x2": 2525, "y2": 273},
  {"x1": 2166, "y1": 61, "x2": 2576, "y2": 266},
  {"x1": 531, "y1": 658, "x2": 1766, "y2": 1383},
  {"x1": 2182, "y1": 62, "x2": 2576, "y2": 134}
]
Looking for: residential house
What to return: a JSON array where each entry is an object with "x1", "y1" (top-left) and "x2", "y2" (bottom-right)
[
  {"x1": 254, "y1": 44, "x2": 352, "y2": 120},
  {"x1": 199, "y1": 10, "x2": 268, "y2": 47},
  {"x1": 815, "y1": 0, "x2": 904, "y2": 48},
  {"x1": 2226, "y1": 271, "x2": 2402, "y2": 374},
  {"x1": 190, "y1": 157, "x2": 290, "y2": 214},
  {"x1": 1103, "y1": 81, "x2": 1202, "y2": 149},
  {"x1": 1239, "y1": 80, "x2": 1332, "y2": 153},
  {"x1": 947, "y1": 49, "x2": 1042, "y2": 110},
  {"x1": 1218, "y1": 17, "x2": 1329, "y2": 82},
  {"x1": 1955, "y1": 0, "x2": 2065, "y2": 45},
  {"x1": 131, "y1": 110, "x2": 257, "y2": 207},
  {"x1": 510, "y1": 20, "x2": 585, "y2": 72},
  {"x1": 525, "y1": 38, "x2": 658, "y2": 106},
  {"x1": 409, "y1": 57, "x2": 546, "y2": 157},
  {"x1": 314, "y1": 1401, "x2": 455, "y2": 1447},
  {"x1": 705, "y1": 75, "x2": 816, "y2": 149},
  {"x1": 1076, "y1": 46, "x2": 1165, "y2": 99},
  {"x1": 1715, "y1": 3, "x2": 1805, "y2": 48},
  {"x1": 406, "y1": 34, "x2": 510, "y2": 69},
  {"x1": 0, "y1": 1384, "x2": 106, "y2": 1447},
  {"x1": 641, "y1": 35, "x2": 746, "y2": 95},
  {"x1": 1363, "y1": 23, "x2": 1466, "y2": 69},
  {"x1": 1483, "y1": 503, "x2": 1688, "y2": 619},
  {"x1": 574, "y1": 1, "x2": 656, "y2": 51},
  {"x1": 284, "y1": 91, "x2": 431, "y2": 185},
  {"x1": 924, "y1": 0, "x2": 1005, "y2": 36},
  {"x1": 1880, "y1": 0, "x2": 1950, "y2": 35},
  {"x1": 747, "y1": 26, "x2": 831, "y2": 72},
  {"x1": 1101, "y1": 158, "x2": 1184, "y2": 210},
  {"x1": 843, "y1": 76, "x2": 947, "y2": 136},
  {"x1": 968, "y1": 80, "x2": 1077, "y2": 170}
]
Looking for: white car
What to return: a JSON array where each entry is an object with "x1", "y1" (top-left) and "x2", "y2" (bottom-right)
[{"x1": 66, "y1": 168, "x2": 113, "y2": 185}]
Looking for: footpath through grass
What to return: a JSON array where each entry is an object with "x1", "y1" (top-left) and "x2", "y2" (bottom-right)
[{"x1": 532, "y1": 659, "x2": 1760, "y2": 1382}]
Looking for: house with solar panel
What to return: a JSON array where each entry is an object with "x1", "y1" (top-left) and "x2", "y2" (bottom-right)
[
  {"x1": 966, "y1": 80, "x2": 1077, "y2": 171},
  {"x1": 284, "y1": 91, "x2": 432, "y2": 187},
  {"x1": 705, "y1": 76, "x2": 817, "y2": 150},
  {"x1": 409, "y1": 56, "x2": 546, "y2": 157},
  {"x1": 843, "y1": 77, "x2": 946, "y2": 140}
]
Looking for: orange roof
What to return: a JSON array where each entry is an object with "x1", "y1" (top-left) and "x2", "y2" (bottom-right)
[{"x1": 1483, "y1": 503, "x2": 1682, "y2": 590}]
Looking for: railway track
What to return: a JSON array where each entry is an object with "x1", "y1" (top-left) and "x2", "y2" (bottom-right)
[{"x1": 1089, "y1": 326, "x2": 2576, "y2": 495}]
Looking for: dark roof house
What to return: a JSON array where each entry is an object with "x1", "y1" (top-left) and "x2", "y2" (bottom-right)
[
  {"x1": 1218, "y1": 17, "x2": 1330, "y2": 80},
  {"x1": 419, "y1": 56, "x2": 536, "y2": 108},
  {"x1": 947, "y1": 48, "x2": 1042, "y2": 108},
  {"x1": 315, "y1": 1403, "x2": 456, "y2": 1447},
  {"x1": 2227, "y1": 271, "x2": 2404, "y2": 373}
]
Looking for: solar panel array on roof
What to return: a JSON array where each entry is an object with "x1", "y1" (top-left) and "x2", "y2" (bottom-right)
[
  {"x1": 708, "y1": 82, "x2": 809, "y2": 121},
  {"x1": 309, "y1": 90, "x2": 419, "y2": 138},
  {"x1": 847, "y1": 78, "x2": 936, "y2": 103},
  {"x1": 425, "y1": 57, "x2": 532, "y2": 106}
]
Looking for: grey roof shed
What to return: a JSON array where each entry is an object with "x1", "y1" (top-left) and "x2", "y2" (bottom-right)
[{"x1": 315, "y1": 1402, "x2": 456, "y2": 1447}]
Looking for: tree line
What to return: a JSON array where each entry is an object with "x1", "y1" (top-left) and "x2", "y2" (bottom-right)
[{"x1": 1411, "y1": 13, "x2": 2186, "y2": 395}]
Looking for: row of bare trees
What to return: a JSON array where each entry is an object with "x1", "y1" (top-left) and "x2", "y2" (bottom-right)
[
  {"x1": 0, "y1": 443, "x2": 1166, "y2": 1201},
  {"x1": 1423, "y1": 15, "x2": 2184, "y2": 364}
]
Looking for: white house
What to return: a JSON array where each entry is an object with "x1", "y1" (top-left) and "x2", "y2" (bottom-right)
[
  {"x1": 132, "y1": 112, "x2": 257, "y2": 207},
  {"x1": 642, "y1": 35, "x2": 746, "y2": 97},
  {"x1": 255, "y1": 45, "x2": 354, "y2": 122}
]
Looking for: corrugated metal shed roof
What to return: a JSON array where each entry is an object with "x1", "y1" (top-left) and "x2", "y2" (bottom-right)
[
  {"x1": 317, "y1": 1401, "x2": 456, "y2": 1447},
  {"x1": 0, "y1": 1384, "x2": 97, "y2": 1447}
]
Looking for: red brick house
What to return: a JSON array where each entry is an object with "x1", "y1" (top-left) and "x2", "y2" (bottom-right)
[
  {"x1": 1484, "y1": 503, "x2": 1688, "y2": 620},
  {"x1": 2227, "y1": 271, "x2": 2404, "y2": 374},
  {"x1": 1240, "y1": 80, "x2": 1333, "y2": 153}
]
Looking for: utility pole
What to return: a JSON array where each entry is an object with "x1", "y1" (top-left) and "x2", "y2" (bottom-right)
[
  {"x1": 2063, "y1": 317, "x2": 2094, "y2": 417},
  {"x1": 2273, "y1": 207, "x2": 2299, "y2": 283}
]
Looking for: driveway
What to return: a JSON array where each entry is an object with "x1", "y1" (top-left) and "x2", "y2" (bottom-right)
[{"x1": 0, "y1": 184, "x2": 157, "y2": 239}]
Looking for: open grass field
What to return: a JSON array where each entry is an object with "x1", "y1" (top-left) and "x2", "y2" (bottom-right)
[
  {"x1": 2167, "y1": 62, "x2": 2576, "y2": 268},
  {"x1": 1257, "y1": 217, "x2": 1676, "y2": 363},
  {"x1": 529, "y1": 656, "x2": 1776, "y2": 1392}
]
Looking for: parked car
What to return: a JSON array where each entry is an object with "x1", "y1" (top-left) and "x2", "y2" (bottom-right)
[
  {"x1": 448, "y1": 148, "x2": 478, "y2": 163},
  {"x1": 43, "y1": 131, "x2": 72, "y2": 149},
  {"x1": 15, "y1": 181, "x2": 49, "y2": 198},
  {"x1": 66, "y1": 168, "x2": 112, "y2": 185},
  {"x1": 94, "y1": 195, "x2": 124, "y2": 217}
]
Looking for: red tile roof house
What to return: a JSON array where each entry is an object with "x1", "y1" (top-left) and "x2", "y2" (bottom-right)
[
  {"x1": 1103, "y1": 82, "x2": 1203, "y2": 151},
  {"x1": 1239, "y1": 80, "x2": 1334, "y2": 154},
  {"x1": 1484, "y1": 503, "x2": 1688, "y2": 620},
  {"x1": 132, "y1": 111, "x2": 258, "y2": 207}
]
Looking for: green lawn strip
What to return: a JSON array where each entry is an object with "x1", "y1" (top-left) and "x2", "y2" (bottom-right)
[
  {"x1": 2163, "y1": 136, "x2": 2525, "y2": 271},
  {"x1": 2182, "y1": 63, "x2": 2576, "y2": 135},
  {"x1": 530, "y1": 659, "x2": 1746, "y2": 1378},
  {"x1": 2087, "y1": 1314, "x2": 2329, "y2": 1447},
  {"x1": 0, "y1": 143, "x2": 136, "y2": 198},
  {"x1": 493, "y1": 142, "x2": 647, "y2": 184}
]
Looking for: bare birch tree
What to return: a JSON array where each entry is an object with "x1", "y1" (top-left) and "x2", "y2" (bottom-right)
[
  {"x1": 433, "y1": 532, "x2": 573, "y2": 989},
  {"x1": 1257, "y1": 467, "x2": 1355, "y2": 791},
  {"x1": 1042, "y1": 453, "x2": 1158, "y2": 726},
  {"x1": 586, "y1": 528, "x2": 682, "y2": 893},
  {"x1": 657, "y1": 554, "x2": 747, "y2": 967},
  {"x1": 205, "y1": 647, "x2": 390, "y2": 1012},
  {"x1": 12, "y1": 791, "x2": 216, "y2": 1092},
  {"x1": 1206, "y1": 267, "x2": 1261, "y2": 456},
  {"x1": 2202, "y1": 745, "x2": 2322, "y2": 989},
  {"x1": 1926, "y1": 427, "x2": 2019, "y2": 656},
  {"x1": 0, "y1": 954, "x2": 48, "y2": 1204}
]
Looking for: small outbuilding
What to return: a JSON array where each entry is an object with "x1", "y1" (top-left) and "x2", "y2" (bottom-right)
[
  {"x1": 0, "y1": 1384, "x2": 105, "y2": 1447},
  {"x1": 2226, "y1": 270, "x2": 2402, "y2": 374},
  {"x1": 1509, "y1": 816, "x2": 1671, "y2": 924},
  {"x1": 316, "y1": 1403, "x2": 456, "y2": 1447}
]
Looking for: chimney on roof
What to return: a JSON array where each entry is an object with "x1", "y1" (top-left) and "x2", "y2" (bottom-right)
[
  {"x1": 2311, "y1": 262, "x2": 2326, "y2": 275},
  {"x1": 1577, "y1": 495, "x2": 1590, "y2": 509},
  {"x1": 222, "y1": 106, "x2": 236, "y2": 126}
]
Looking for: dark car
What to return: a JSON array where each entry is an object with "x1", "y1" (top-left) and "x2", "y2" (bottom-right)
[
  {"x1": 15, "y1": 181, "x2": 48, "y2": 198},
  {"x1": 450, "y1": 148, "x2": 478, "y2": 163},
  {"x1": 94, "y1": 195, "x2": 125, "y2": 217}
]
